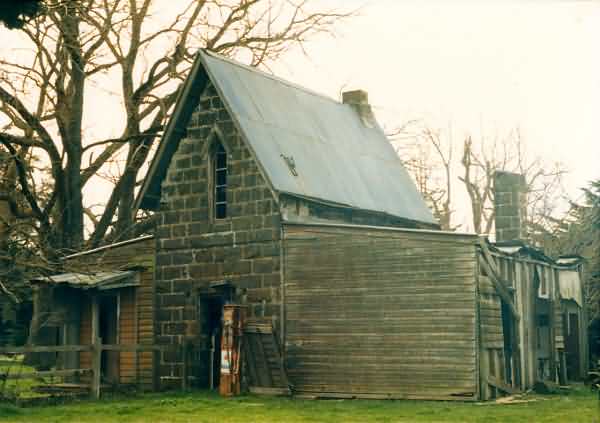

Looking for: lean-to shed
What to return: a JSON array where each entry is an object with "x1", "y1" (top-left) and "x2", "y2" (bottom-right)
[{"x1": 30, "y1": 235, "x2": 156, "y2": 390}]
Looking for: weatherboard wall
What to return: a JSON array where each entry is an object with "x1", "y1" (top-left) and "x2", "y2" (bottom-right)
[
  {"x1": 282, "y1": 224, "x2": 479, "y2": 400},
  {"x1": 67, "y1": 238, "x2": 155, "y2": 389}
]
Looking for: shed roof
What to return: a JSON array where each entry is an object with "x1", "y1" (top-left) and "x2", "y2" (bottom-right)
[
  {"x1": 31, "y1": 271, "x2": 138, "y2": 291},
  {"x1": 136, "y1": 50, "x2": 437, "y2": 226}
]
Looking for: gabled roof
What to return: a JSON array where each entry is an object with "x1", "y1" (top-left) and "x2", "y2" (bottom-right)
[{"x1": 136, "y1": 50, "x2": 437, "y2": 226}]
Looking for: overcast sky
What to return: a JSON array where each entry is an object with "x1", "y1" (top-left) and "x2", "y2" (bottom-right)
[{"x1": 273, "y1": 0, "x2": 599, "y2": 226}]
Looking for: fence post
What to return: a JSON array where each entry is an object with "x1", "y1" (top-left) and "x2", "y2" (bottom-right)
[
  {"x1": 90, "y1": 296, "x2": 101, "y2": 399},
  {"x1": 558, "y1": 350, "x2": 568, "y2": 386},
  {"x1": 152, "y1": 349, "x2": 160, "y2": 392},
  {"x1": 182, "y1": 342, "x2": 189, "y2": 391},
  {"x1": 135, "y1": 349, "x2": 140, "y2": 392},
  {"x1": 91, "y1": 337, "x2": 102, "y2": 399}
]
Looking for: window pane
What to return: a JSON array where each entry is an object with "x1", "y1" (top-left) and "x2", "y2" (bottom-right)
[
  {"x1": 216, "y1": 169, "x2": 227, "y2": 186},
  {"x1": 216, "y1": 151, "x2": 227, "y2": 169},
  {"x1": 216, "y1": 203, "x2": 227, "y2": 219},
  {"x1": 216, "y1": 186, "x2": 227, "y2": 203},
  {"x1": 213, "y1": 141, "x2": 227, "y2": 219}
]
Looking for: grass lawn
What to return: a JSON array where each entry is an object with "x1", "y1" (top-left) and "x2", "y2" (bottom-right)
[
  {"x1": 0, "y1": 356, "x2": 46, "y2": 400},
  {"x1": 0, "y1": 387, "x2": 598, "y2": 423}
]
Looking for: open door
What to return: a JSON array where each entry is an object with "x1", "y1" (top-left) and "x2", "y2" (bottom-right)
[
  {"x1": 198, "y1": 295, "x2": 224, "y2": 390},
  {"x1": 99, "y1": 295, "x2": 119, "y2": 384},
  {"x1": 565, "y1": 312, "x2": 581, "y2": 380}
]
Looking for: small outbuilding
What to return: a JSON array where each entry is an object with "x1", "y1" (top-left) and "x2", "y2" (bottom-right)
[{"x1": 30, "y1": 236, "x2": 156, "y2": 390}]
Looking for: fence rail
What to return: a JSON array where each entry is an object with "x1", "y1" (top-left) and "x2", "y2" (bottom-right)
[
  {"x1": 0, "y1": 368, "x2": 92, "y2": 381},
  {"x1": 0, "y1": 345, "x2": 92, "y2": 354},
  {"x1": 0, "y1": 343, "x2": 177, "y2": 399}
]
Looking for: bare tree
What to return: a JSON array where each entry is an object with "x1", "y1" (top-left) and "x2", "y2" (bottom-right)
[
  {"x1": 459, "y1": 134, "x2": 502, "y2": 235},
  {"x1": 392, "y1": 123, "x2": 454, "y2": 230},
  {"x1": 393, "y1": 123, "x2": 568, "y2": 237},
  {"x1": 459, "y1": 128, "x2": 568, "y2": 239},
  {"x1": 0, "y1": 0, "x2": 349, "y2": 260}
]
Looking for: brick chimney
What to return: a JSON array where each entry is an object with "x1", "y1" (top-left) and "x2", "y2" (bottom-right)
[
  {"x1": 342, "y1": 90, "x2": 376, "y2": 128},
  {"x1": 493, "y1": 171, "x2": 527, "y2": 242}
]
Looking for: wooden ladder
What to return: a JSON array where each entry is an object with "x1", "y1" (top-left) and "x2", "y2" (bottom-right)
[{"x1": 243, "y1": 320, "x2": 290, "y2": 395}]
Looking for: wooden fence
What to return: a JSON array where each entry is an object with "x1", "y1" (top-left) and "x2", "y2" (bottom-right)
[{"x1": 0, "y1": 343, "x2": 177, "y2": 399}]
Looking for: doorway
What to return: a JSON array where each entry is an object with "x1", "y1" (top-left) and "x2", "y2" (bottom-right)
[
  {"x1": 198, "y1": 295, "x2": 224, "y2": 389},
  {"x1": 99, "y1": 295, "x2": 119, "y2": 384},
  {"x1": 535, "y1": 300, "x2": 551, "y2": 380},
  {"x1": 564, "y1": 311, "x2": 581, "y2": 380},
  {"x1": 501, "y1": 301, "x2": 516, "y2": 385}
]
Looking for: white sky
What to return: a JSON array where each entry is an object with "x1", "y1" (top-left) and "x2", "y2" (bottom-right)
[
  {"x1": 273, "y1": 0, "x2": 600, "y2": 226},
  {"x1": 302, "y1": 0, "x2": 600, "y2": 161},
  {"x1": 1, "y1": 0, "x2": 599, "y2": 231}
]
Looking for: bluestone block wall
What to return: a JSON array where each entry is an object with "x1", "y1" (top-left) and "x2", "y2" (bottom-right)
[{"x1": 155, "y1": 81, "x2": 282, "y2": 388}]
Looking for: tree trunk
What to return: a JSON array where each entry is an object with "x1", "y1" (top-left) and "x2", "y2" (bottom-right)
[{"x1": 61, "y1": 2, "x2": 86, "y2": 251}]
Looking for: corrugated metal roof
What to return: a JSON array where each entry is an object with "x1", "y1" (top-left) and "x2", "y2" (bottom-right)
[
  {"x1": 200, "y1": 51, "x2": 436, "y2": 225},
  {"x1": 136, "y1": 50, "x2": 437, "y2": 226},
  {"x1": 494, "y1": 245, "x2": 522, "y2": 255},
  {"x1": 31, "y1": 271, "x2": 138, "y2": 290},
  {"x1": 491, "y1": 241, "x2": 558, "y2": 265}
]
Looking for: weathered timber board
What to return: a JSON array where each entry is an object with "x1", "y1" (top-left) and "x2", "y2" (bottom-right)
[
  {"x1": 66, "y1": 238, "x2": 156, "y2": 390},
  {"x1": 478, "y1": 270, "x2": 505, "y2": 349},
  {"x1": 282, "y1": 224, "x2": 478, "y2": 400}
]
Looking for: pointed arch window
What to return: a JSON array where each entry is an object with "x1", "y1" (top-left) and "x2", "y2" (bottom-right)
[{"x1": 213, "y1": 141, "x2": 228, "y2": 219}]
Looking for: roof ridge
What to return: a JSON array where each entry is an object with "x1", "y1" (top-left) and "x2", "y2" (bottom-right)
[{"x1": 200, "y1": 49, "x2": 343, "y2": 107}]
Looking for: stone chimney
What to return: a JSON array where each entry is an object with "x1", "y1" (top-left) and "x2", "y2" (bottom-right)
[
  {"x1": 493, "y1": 171, "x2": 527, "y2": 242},
  {"x1": 342, "y1": 90, "x2": 376, "y2": 128}
]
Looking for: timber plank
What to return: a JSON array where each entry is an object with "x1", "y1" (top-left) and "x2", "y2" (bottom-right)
[{"x1": 283, "y1": 226, "x2": 478, "y2": 398}]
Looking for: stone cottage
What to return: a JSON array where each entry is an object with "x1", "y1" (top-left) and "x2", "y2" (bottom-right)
[{"x1": 134, "y1": 49, "x2": 451, "y2": 391}]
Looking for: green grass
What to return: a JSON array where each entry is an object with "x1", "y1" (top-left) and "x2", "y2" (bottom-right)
[
  {"x1": 0, "y1": 387, "x2": 598, "y2": 423},
  {"x1": 0, "y1": 355, "x2": 46, "y2": 400}
]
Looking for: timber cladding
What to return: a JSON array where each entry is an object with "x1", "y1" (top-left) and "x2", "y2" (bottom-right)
[
  {"x1": 282, "y1": 224, "x2": 479, "y2": 400},
  {"x1": 66, "y1": 238, "x2": 156, "y2": 389}
]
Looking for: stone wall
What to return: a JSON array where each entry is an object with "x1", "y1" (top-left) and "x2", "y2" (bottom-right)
[
  {"x1": 155, "y1": 81, "x2": 281, "y2": 388},
  {"x1": 494, "y1": 171, "x2": 527, "y2": 242}
]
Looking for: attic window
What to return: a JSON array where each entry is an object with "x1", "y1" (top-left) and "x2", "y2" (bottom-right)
[{"x1": 213, "y1": 142, "x2": 227, "y2": 219}]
